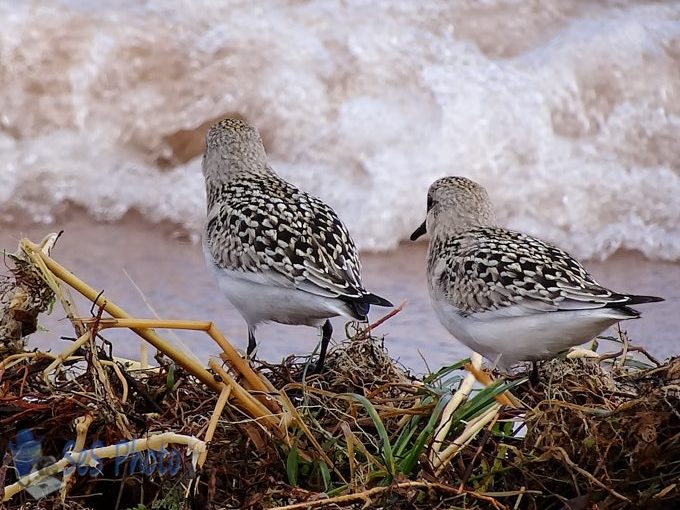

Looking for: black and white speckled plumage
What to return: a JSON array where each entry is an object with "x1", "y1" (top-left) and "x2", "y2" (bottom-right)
[
  {"x1": 205, "y1": 171, "x2": 367, "y2": 301},
  {"x1": 428, "y1": 226, "x2": 643, "y2": 314},
  {"x1": 413, "y1": 176, "x2": 663, "y2": 369}
]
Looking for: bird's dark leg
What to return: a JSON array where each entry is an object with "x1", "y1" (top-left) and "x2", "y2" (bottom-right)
[
  {"x1": 313, "y1": 320, "x2": 333, "y2": 374},
  {"x1": 530, "y1": 361, "x2": 539, "y2": 386},
  {"x1": 247, "y1": 329, "x2": 257, "y2": 359}
]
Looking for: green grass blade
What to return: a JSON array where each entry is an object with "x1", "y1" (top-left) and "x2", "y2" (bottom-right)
[
  {"x1": 451, "y1": 378, "x2": 525, "y2": 425},
  {"x1": 398, "y1": 392, "x2": 452, "y2": 475},
  {"x1": 423, "y1": 358, "x2": 470, "y2": 385},
  {"x1": 318, "y1": 460, "x2": 331, "y2": 492},
  {"x1": 348, "y1": 393, "x2": 396, "y2": 477},
  {"x1": 392, "y1": 413, "x2": 424, "y2": 460},
  {"x1": 286, "y1": 444, "x2": 299, "y2": 486}
]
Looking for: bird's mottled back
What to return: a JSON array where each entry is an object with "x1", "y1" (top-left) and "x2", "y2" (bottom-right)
[
  {"x1": 201, "y1": 117, "x2": 392, "y2": 372},
  {"x1": 203, "y1": 117, "x2": 368, "y2": 301},
  {"x1": 428, "y1": 227, "x2": 623, "y2": 313},
  {"x1": 422, "y1": 177, "x2": 650, "y2": 314}
]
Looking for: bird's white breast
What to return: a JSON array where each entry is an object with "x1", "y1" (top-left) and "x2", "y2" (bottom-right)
[
  {"x1": 430, "y1": 295, "x2": 628, "y2": 370},
  {"x1": 203, "y1": 243, "x2": 350, "y2": 328}
]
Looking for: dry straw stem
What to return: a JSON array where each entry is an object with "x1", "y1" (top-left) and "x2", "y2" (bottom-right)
[
  {"x1": 109, "y1": 361, "x2": 129, "y2": 403},
  {"x1": 277, "y1": 389, "x2": 337, "y2": 471},
  {"x1": 430, "y1": 352, "x2": 482, "y2": 463},
  {"x1": 464, "y1": 361, "x2": 520, "y2": 409},
  {"x1": 86, "y1": 314, "x2": 133, "y2": 439},
  {"x1": 566, "y1": 347, "x2": 599, "y2": 360},
  {"x1": 339, "y1": 421, "x2": 384, "y2": 474},
  {"x1": 2, "y1": 433, "x2": 206, "y2": 502},
  {"x1": 0, "y1": 351, "x2": 57, "y2": 371},
  {"x1": 20, "y1": 234, "x2": 85, "y2": 336},
  {"x1": 434, "y1": 402, "x2": 502, "y2": 475},
  {"x1": 22, "y1": 239, "x2": 221, "y2": 391},
  {"x1": 208, "y1": 359, "x2": 293, "y2": 449},
  {"x1": 90, "y1": 317, "x2": 272, "y2": 400},
  {"x1": 42, "y1": 325, "x2": 138, "y2": 399},
  {"x1": 197, "y1": 384, "x2": 232, "y2": 469},
  {"x1": 269, "y1": 480, "x2": 507, "y2": 510},
  {"x1": 544, "y1": 446, "x2": 631, "y2": 503},
  {"x1": 60, "y1": 414, "x2": 94, "y2": 501},
  {"x1": 42, "y1": 330, "x2": 92, "y2": 380}
]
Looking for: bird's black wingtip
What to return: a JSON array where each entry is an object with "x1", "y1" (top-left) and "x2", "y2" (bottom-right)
[
  {"x1": 365, "y1": 293, "x2": 394, "y2": 308},
  {"x1": 627, "y1": 294, "x2": 665, "y2": 305},
  {"x1": 340, "y1": 293, "x2": 393, "y2": 321}
]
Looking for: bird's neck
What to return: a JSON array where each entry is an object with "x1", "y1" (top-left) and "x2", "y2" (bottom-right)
[
  {"x1": 203, "y1": 157, "x2": 274, "y2": 209},
  {"x1": 428, "y1": 216, "x2": 486, "y2": 241},
  {"x1": 428, "y1": 205, "x2": 496, "y2": 240}
]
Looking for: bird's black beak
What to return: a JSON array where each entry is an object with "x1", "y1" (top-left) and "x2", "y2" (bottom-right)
[{"x1": 410, "y1": 220, "x2": 427, "y2": 241}]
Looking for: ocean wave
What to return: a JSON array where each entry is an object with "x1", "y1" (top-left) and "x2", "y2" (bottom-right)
[{"x1": 1, "y1": 0, "x2": 678, "y2": 260}]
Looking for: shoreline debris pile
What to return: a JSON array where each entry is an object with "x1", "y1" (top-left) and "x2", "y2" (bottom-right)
[{"x1": 0, "y1": 236, "x2": 678, "y2": 509}]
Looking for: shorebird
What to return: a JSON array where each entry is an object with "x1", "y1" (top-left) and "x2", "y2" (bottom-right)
[
  {"x1": 201, "y1": 118, "x2": 392, "y2": 372},
  {"x1": 411, "y1": 176, "x2": 663, "y2": 370}
]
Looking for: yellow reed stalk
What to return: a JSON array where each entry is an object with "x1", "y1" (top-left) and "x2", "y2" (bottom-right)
[
  {"x1": 89, "y1": 318, "x2": 270, "y2": 397},
  {"x1": 140, "y1": 341, "x2": 149, "y2": 369},
  {"x1": 3, "y1": 432, "x2": 206, "y2": 502},
  {"x1": 433, "y1": 403, "x2": 501, "y2": 475},
  {"x1": 197, "y1": 384, "x2": 232, "y2": 469},
  {"x1": 60, "y1": 414, "x2": 94, "y2": 501},
  {"x1": 464, "y1": 361, "x2": 519, "y2": 409},
  {"x1": 0, "y1": 352, "x2": 57, "y2": 372},
  {"x1": 42, "y1": 331, "x2": 92, "y2": 381},
  {"x1": 430, "y1": 352, "x2": 482, "y2": 464},
  {"x1": 208, "y1": 359, "x2": 286, "y2": 441},
  {"x1": 21, "y1": 240, "x2": 220, "y2": 391}
]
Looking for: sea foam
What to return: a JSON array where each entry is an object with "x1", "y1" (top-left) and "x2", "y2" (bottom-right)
[{"x1": 1, "y1": 0, "x2": 678, "y2": 260}]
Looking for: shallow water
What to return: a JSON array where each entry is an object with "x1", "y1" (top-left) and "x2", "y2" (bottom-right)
[
  {"x1": 0, "y1": 0, "x2": 679, "y2": 260},
  {"x1": 2, "y1": 214, "x2": 677, "y2": 373}
]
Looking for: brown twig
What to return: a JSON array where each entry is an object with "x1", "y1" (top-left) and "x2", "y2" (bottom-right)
[
  {"x1": 366, "y1": 301, "x2": 405, "y2": 332},
  {"x1": 268, "y1": 480, "x2": 507, "y2": 510},
  {"x1": 550, "y1": 446, "x2": 630, "y2": 503}
]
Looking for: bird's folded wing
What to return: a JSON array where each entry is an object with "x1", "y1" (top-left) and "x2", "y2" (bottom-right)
[
  {"x1": 205, "y1": 193, "x2": 367, "y2": 299},
  {"x1": 443, "y1": 228, "x2": 631, "y2": 315}
]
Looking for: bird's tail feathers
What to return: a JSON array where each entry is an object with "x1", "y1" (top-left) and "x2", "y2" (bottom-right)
[
  {"x1": 340, "y1": 293, "x2": 393, "y2": 321},
  {"x1": 362, "y1": 293, "x2": 394, "y2": 308},
  {"x1": 623, "y1": 294, "x2": 664, "y2": 306}
]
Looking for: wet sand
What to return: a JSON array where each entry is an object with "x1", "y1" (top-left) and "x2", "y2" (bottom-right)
[{"x1": 1, "y1": 213, "x2": 678, "y2": 372}]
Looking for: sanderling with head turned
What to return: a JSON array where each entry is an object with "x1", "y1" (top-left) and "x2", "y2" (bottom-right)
[
  {"x1": 201, "y1": 118, "x2": 392, "y2": 373},
  {"x1": 411, "y1": 176, "x2": 663, "y2": 370}
]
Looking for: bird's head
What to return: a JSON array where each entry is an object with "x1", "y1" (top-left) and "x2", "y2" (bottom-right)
[
  {"x1": 202, "y1": 117, "x2": 268, "y2": 182},
  {"x1": 410, "y1": 176, "x2": 496, "y2": 241}
]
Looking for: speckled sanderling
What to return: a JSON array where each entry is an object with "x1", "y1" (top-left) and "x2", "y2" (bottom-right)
[
  {"x1": 201, "y1": 118, "x2": 392, "y2": 372},
  {"x1": 411, "y1": 176, "x2": 663, "y2": 370}
]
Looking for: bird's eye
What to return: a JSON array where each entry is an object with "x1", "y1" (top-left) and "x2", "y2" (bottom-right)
[{"x1": 426, "y1": 195, "x2": 434, "y2": 211}]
